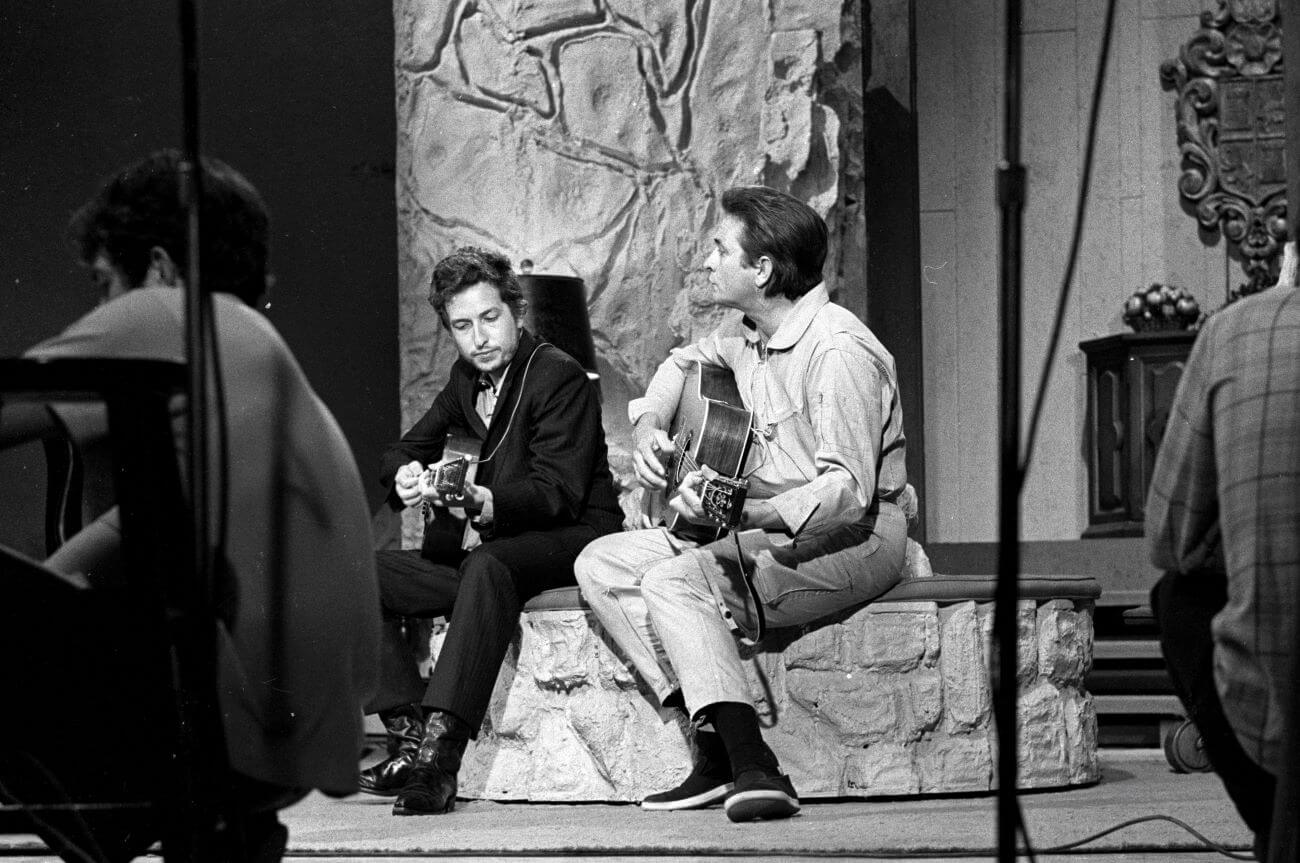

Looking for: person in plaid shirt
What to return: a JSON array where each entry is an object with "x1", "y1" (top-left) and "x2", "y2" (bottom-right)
[{"x1": 1146, "y1": 258, "x2": 1299, "y2": 862}]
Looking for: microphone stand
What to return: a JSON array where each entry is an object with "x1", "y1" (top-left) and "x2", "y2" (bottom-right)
[
  {"x1": 994, "y1": 0, "x2": 1025, "y2": 859},
  {"x1": 172, "y1": 0, "x2": 226, "y2": 857}
]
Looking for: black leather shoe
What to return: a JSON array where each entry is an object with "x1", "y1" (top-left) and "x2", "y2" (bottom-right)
[
  {"x1": 359, "y1": 705, "x2": 424, "y2": 796},
  {"x1": 392, "y1": 710, "x2": 473, "y2": 816},
  {"x1": 723, "y1": 770, "x2": 800, "y2": 822},
  {"x1": 642, "y1": 731, "x2": 733, "y2": 810}
]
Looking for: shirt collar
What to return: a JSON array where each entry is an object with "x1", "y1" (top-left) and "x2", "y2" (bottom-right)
[
  {"x1": 475, "y1": 370, "x2": 505, "y2": 394},
  {"x1": 741, "y1": 283, "x2": 830, "y2": 350}
]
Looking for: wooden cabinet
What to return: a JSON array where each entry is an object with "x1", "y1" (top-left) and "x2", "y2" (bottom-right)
[{"x1": 1080, "y1": 331, "x2": 1197, "y2": 538}]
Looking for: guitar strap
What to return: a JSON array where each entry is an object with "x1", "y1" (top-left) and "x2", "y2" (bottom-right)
[
  {"x1": 714, "y1": 530, "x2": 767, "y2": 647},
  {"x1": 471, "y1": 340, "x2": 551, "y2": 467}
]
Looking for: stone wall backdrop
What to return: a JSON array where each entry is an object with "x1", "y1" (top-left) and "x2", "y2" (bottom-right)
[{"x1": 393, "y1": 0, "x2": 866, "y2": 517}]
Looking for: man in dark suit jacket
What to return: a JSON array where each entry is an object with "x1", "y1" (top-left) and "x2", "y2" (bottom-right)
[{"x1": 361, "y1": 246, "x2": 623, "y2": 816}]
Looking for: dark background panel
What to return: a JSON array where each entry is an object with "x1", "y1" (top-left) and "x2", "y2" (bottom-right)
[{"x1": 1, "y1": 1, "x2": 400, "y2": 555}]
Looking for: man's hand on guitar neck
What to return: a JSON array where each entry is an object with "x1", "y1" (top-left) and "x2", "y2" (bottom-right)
[
  {"x1": 669, "y1": 468, "x2": 783, "y2": 532},
  {"x1": 415, "y1": 461, "x2": 491, "y2": 512},
  {"x1": 632, "y1": 414, "x2": 675, "y2": 491},
  {"x1": 667, "y1": 469, "x2": 709, "y2": 523},
  {"x1": 670, "y1": 469, "x2": 778, "y2": 530},
  {"x1": 396, "y1": 458, "x2": 491, "y2": 514}
]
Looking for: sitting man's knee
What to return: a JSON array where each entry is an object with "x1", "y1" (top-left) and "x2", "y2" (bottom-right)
[
  {"x1": 457, "y1": 549, "x2": 514, "y2": 590},
  {"x1": 460, "y1": 548, "x2": 509, "y2": 577},
  {"x1": 639, "y1": 555, "x2": 691, "y2": 604},
  {"x1": 573, "y1": 535, "x2": 616, "y2": 588}
]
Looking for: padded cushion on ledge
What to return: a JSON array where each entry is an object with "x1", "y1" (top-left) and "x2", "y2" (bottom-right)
[
  {"x1": 873, "y1": 573, "x2": 1100, "y2": 603},
  {"x1": 523, "y1": 586, "x2": 591, "y2": 612},
  {"x1": 521, "y1": 573, "x2": 1100, "y2": 614}
]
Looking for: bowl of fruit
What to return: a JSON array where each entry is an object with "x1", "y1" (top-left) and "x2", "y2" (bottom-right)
[{"x1": 1122, "y1": 283, "x2": 1203, "y2": 332}]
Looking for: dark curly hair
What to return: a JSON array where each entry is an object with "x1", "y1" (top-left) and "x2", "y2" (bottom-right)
[
  {"x1": 429, "y1": 246, "x2": 527, "y2": 329},
  {"x1": 720, "y1": 186, "x2": 827, "y2": 301},
  {"x1": 68, "y1": 149, "x2": 270, "y2": 306}
]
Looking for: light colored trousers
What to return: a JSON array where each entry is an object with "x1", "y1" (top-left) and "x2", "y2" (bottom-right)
[{"x1": 573, "y1": 501, "x2": 908, "y2": 719}]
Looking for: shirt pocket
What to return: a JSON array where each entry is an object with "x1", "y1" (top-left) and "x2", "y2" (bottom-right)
[{"x1": 748, "y1": 385, "x2": 817, "y2": 492}]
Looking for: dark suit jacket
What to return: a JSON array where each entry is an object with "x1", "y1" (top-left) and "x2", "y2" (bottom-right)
[{"x1": 380, "y1": 330, "x2": 623, "y2": 551}]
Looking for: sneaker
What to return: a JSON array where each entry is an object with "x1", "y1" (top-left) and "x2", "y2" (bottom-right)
[
  {"x1": 723, "y1": 770, "x2": 800, "y2": 822},
  {"x1": 641, "y1": 770, "x2": 733, "y2": 810},
  {"x1": 642, "y1": 731, "x2": 733, "y2": 811}
]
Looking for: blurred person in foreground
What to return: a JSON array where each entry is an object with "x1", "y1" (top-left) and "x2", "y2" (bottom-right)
[
  {"x1": 1146, "y1": 244, "x2": 1299, "y2": 862},
  {"x1": 0, "y1": 150, "x2": 380, "y2": 862}
]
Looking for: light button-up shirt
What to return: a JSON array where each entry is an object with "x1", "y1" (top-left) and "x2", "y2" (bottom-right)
[{"x1": 629, "y1": 284, "x2": 908, "y2": 537}]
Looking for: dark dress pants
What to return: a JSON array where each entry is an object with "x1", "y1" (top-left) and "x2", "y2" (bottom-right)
[
  {"x1": 1151, "y1": 569, "x2": 1276, "y2": 852},
  {"x1": 370, "y1": 525, "x2": 596, "y2": 732}
]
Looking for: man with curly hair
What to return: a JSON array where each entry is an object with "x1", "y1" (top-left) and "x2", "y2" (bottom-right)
[{"x1": 361, "y1": 246, "x2": 622, "y2": 815}]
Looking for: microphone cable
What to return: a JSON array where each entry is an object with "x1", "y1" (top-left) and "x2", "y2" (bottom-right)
[{"x1": 1018, "y1": 0, "x2": 1119, "y2": 487}]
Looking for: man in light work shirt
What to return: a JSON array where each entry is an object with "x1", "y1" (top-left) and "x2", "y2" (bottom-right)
[
  {"x1": 575, "y1": 185, "x2": 915, "y2": 822},
  {"x1": 1146, "y1": 261, "x2": 1299, "y2": 862}
]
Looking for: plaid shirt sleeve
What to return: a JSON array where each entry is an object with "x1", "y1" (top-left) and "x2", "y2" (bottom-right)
[{"x1": 1145, "y1": 319, "x2": 1223, "y2": 574}]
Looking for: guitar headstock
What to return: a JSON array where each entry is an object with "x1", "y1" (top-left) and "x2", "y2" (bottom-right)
[
  {"x1": 434, "y1": 457, "x2": 470, "y2": 498},
  {"x1": 420, "y1": 457, "x2": 469, "y2": 500},
  {"x1": 699, "y1": 474, "x2": 748, "y2": 528}
]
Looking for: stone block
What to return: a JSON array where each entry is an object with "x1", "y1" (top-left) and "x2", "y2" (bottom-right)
[
  {"x1": 844, "y1": 742, "x2": 918, "y2": 796},
  {"x1": 1037, "y1": 599, "x2": 1094, "y2": 687},
  {"x1": 1013, "y1": 681, "x2": 1071, "y2": 788},
  {"x1": 850, "y1": 604, "x2": 939, "y2": 672},
  {"x1": 939, "y1": 601, "x2": 991, "y2": 731},
  {"x1": 977, "y1": 600, "x2": 1040, "y2": 687},
  {"x1": 783, "y1": 621, "x2": 842, "y2": 671},
  {"x1": 904, "y1": 668, "x2": 944, "y2": 739},
  {"x1": 787, "y1": 668, "x2": 898, "y2": 746},
  {"x1": 915, "y1": 732, "x2": 994, "y2": 793},
  {"x1": 1062, "y1": 689, "x2": 1100, "y2": 784}
]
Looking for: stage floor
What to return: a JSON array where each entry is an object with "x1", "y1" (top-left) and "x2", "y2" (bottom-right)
[{"x1": 0, "y1": 749, "x2": 1252, "y2": 861}]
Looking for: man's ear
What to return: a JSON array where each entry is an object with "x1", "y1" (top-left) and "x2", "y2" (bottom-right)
[
  {"x1": 753, "y1": 255, "x2": 773, "y2": 289},
  {"x1": 147, "y1": 246, "x2": 182, "y2": 288}
]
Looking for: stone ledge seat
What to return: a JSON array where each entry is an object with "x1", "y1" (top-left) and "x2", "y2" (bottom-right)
[{"x1": 448, "y1": 573, "x2": 1101, "y2": 802}]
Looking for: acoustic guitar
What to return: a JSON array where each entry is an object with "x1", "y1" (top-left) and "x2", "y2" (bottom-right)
[{"x1": 643, "y1": 362, "x2": 754, "y2": 543}]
